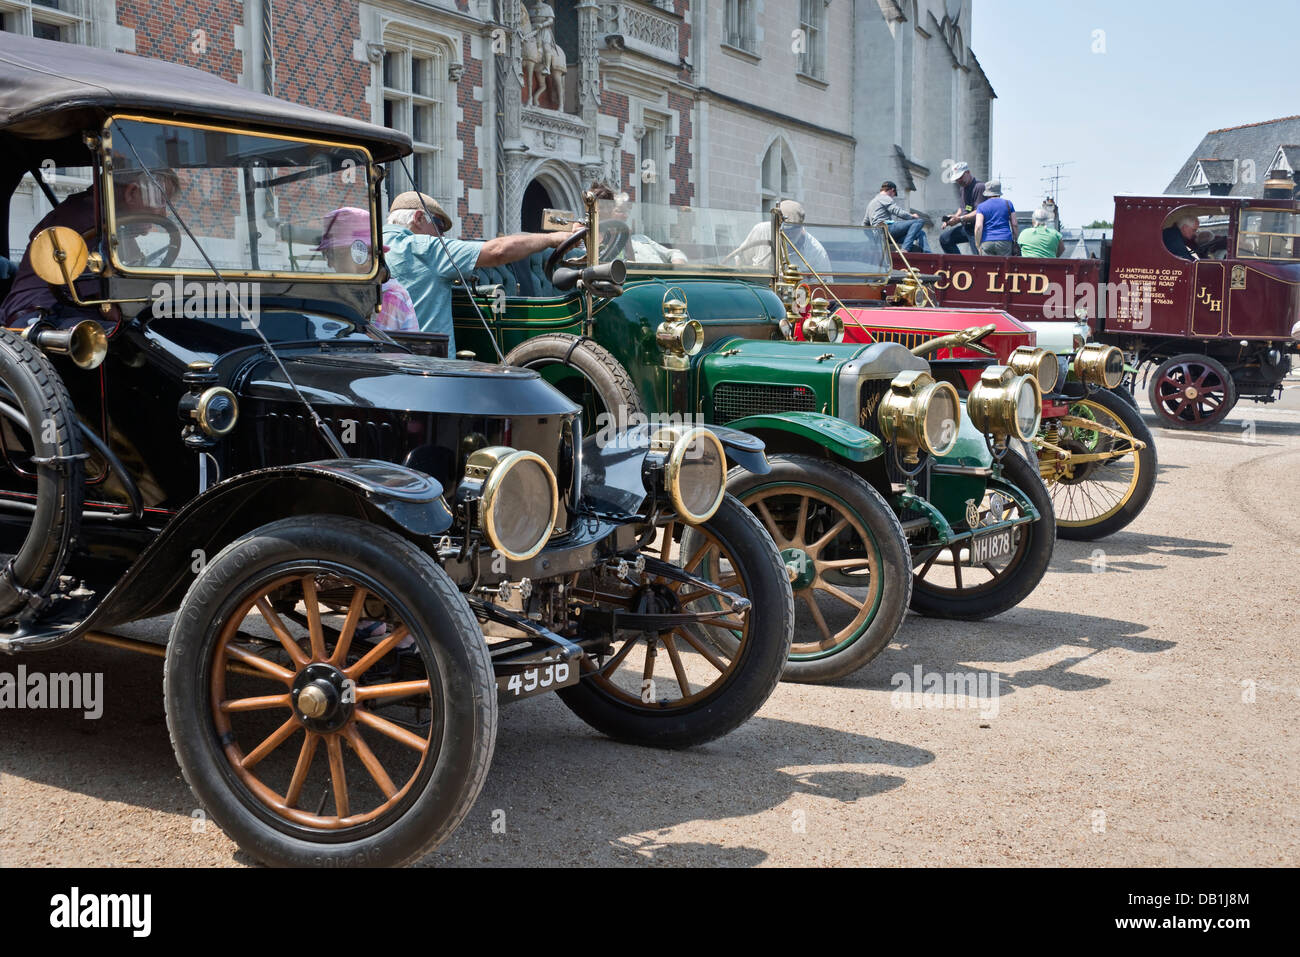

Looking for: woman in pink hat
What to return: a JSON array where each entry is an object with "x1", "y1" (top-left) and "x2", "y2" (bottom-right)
[{"x1": 317, "y1": 206, "x2": 418, "y2": 333}]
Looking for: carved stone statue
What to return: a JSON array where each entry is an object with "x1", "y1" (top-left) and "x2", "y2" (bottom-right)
[{"x1": 519, "y1": 2, "x2": 567, "y2": 110}]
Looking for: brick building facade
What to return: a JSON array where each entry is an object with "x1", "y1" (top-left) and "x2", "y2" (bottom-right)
[{"x1": 3, "y1": 0, "x2": 994, "y2": 252}]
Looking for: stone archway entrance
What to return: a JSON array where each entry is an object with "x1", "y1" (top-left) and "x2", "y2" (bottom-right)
[{"x1": 521, "y1": 180, "x2": 555, "y2": 233}]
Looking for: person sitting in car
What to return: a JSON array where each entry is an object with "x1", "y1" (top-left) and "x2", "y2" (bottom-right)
[
  {"x1": 2, "y1": 153, "x2": 179, "y2": 328},
  {"x1": 1162, "y1": 215, "x2": 1201, "y2": 260},
  {"x1": 317, "y1": 206, "x2": 417, "y2": 332},
  {"x1": 728, "y1": 199, "x2": 831, "y2": 274}
]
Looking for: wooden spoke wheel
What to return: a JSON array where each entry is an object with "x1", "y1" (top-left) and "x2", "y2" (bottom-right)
[
  {"x1": 559, "y1": 495, "x2": 793, "y2": 748},
  {"x1": 910, "y1": 448, "x2": 1055, "y2": 621},
  {"x1": 165, "y1": 516, "x2": 495, "y2": 868},
  {"x1": 725, "y1": 454, "x2": 910, "y2": 683},
  {"x1": 1148, "y1": 354, "x2": 1238, "y2": 429},
  {"x1": 1048, "y1": 389, "x2": 1158, "y2": 541},
  {"x1": 209, "y1": 572, "x2": 438, "y2": 832}
]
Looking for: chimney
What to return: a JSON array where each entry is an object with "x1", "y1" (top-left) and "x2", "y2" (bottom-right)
[{"x1": 1263, "y1": 168, "x2": 1294, "y2": 199}]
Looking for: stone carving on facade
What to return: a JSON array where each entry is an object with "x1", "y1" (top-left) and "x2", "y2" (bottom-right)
[
  {"x1": 365, "y1": 42, "x2": 385, "y2": 63},
  {"x1": 596, "y1": 2, "x2": 677, "y2": 56},
  {"x1": 448, "y1": 62, "x2": 464, "y2": 83},
  {"x1": 519, "y1": 2, "x2": 567, "y2": 111}
]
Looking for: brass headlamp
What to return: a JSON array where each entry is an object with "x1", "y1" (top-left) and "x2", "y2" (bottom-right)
[
  {"x1": 1007, "y1": 345, "x2": 1060, "y2": 393},
  {"x1": 656, "y1": 298, "x2": 703, "y2": 371},
  {"x1": 1072, "y1": 342, "x2": 1124, "y2": 389},
  {"x1": 801, "y1": 298, "x2": 844, "y2": 343},
  {"x1": 878, "y1": 370, "x2": 962, "y2": 463},
  {"x1": 648, "y1": 426, "x2": 726, "y2": 524},
  {"x1": 460, "y1": 446, "x2": 559, "y2": 561},
  {"x1": 967, "y1": 365, "x2": 1042, "y2": 442}
]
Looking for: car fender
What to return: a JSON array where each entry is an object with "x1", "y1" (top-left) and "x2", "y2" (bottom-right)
[
  {"x1": 724, "y1": 411, "x2": 883, "y2": 463},
  {"x1": 81, "y1": 460, "x2": 451, "y2": 635}
]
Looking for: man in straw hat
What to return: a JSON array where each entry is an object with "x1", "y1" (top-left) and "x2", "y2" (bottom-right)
[{"x1": 383, "y1": 191, "x2": 579, "y2": 353}]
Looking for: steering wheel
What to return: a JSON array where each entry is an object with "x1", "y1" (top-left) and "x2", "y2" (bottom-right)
[
  {"x1": 598, "y1": 219, "x2": 630, "y2": 262},
  {"x1": 544, "y1": 225, "x2": 589, "y2": 282},
  {"x1": 116, "y1": 213, "x2": 183, "y2": 268}
]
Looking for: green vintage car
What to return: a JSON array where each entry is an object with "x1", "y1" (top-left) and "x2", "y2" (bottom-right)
[{"x1": 452, "y1": 196, "x2": 1054, "y2": 682}]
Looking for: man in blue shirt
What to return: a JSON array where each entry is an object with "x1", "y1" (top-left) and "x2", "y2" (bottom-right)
[
  {"x1": 972, "y1": 180, "x2": 1016, "y2": 256},
  {"x1": 382, "y1": 191, "x2": 578, "y2": 353}
]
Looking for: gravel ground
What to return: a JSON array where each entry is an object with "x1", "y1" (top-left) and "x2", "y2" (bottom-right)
[{"x1": 2, "y1": 378, "x2": 1297, "y2": 867}]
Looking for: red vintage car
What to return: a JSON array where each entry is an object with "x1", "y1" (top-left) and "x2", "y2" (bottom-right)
[
  {"x1": 882, "y1": 194, "x2": 1300, "y2": 429},
  {"x1": 780, "y1": 222, "x2": 1156, "y2": 541}
]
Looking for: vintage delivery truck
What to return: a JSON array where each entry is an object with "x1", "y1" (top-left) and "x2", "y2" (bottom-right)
[{"x1": 882, "y1": 194, "x2": 1300, "y2": 430}]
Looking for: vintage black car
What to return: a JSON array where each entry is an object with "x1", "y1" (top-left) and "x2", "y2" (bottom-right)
[{"x1": 0, "y1": 35, "x2": 794, "y2": 867}]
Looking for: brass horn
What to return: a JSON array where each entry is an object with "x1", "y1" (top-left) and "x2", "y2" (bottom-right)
[{"x1": 23, "y1": 320, "x2": 109, "y2": 370}]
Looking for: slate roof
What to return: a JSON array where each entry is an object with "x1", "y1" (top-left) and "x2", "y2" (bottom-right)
[{"x1": 1165, "y1": 115, "x2": 1300, "y2": 197}]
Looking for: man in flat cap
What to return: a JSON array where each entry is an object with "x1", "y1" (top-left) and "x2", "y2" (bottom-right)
[{"x1": 383, "y1": 191, "x2": 578, "y2": 352}]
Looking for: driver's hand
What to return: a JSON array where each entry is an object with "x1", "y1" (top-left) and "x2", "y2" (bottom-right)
[{"x1": 548, "y1": 222, "x2": 584, "y2": 247}]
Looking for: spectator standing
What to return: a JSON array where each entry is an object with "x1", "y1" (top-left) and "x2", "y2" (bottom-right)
[
  {"x1": 939, "y1": 162, "x2": 985, "y2": 254},
  {"x1": 973, "y1": 180, "x2": 1016, "y2": 256},
  {"x1": 1017, "y1": 208, "x2": 1064, "y2": 258},
  {"x1": 864, "y1": 180, "x2": 931, "y2": 252}
]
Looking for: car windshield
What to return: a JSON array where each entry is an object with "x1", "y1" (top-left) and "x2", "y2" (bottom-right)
[
  {"x1": 107, "y1": 116, "x2": 376, "y2": 278},
  {"x1": 594, "y1": 199, "x2": 772, "y2": 274},
  {"x1": 796, "y1": 223, "x2": 892, "y2": 279},
  {"x1": 1237, "y1": 207, "x2": 1300, "y2": 261}
]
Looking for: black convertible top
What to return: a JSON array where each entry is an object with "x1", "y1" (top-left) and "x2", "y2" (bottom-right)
[{"x1": 0, "y1": 32, "x2": 411, "y2": 162}]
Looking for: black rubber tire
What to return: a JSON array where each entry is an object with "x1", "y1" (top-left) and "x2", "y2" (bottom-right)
[
  {"x1": 164, "y1": 516, "x2": 496, "y2": 868},
  {"x1": 1109, "y1": 383, "x2": 1140, "y2": 410},
  {"x1": 0, "y1": 328, "x2": 83, "y2": 619},
  {"x1": 504, "y1": 333, "x2": 642, "y2": 437},
  {"x1": 1053, "y1": 389, "x2": 1158, "y2": 541},
  {"x1": 1147, "y1": 353, "x2": 1238, "y2": 429},
  {"x1": 724, "y1": 454, "x2": 911, "y2": 683},
  {"x1": 558, "y1": 495, "x2": 793, "y2": 748},
  {"x1": 910, "y1": 448, "x2": 1056, "y2": 620}
]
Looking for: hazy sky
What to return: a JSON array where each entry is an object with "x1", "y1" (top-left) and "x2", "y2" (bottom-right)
[{"x1": 971, "y1": 0, "x2": 1300, "y2": 227}]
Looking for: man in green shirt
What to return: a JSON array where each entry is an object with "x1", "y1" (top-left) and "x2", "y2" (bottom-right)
[{"x1": 1017, "y1": 208, "x2": 1064, "y2": 258}]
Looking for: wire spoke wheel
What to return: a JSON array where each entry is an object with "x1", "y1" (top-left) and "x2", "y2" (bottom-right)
[
  {"x1": 1043, "y1": 389, "x2": 1158, "y2": 540},
  {"x1": 210, "y1": 571, "x2": 439, "y2": 832}
]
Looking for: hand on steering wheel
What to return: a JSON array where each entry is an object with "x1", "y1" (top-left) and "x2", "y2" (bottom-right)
[
  {"x1": 544, "y1": 225, "x2": 589, "y2": 282},
  {"x1": 115, "y1": 213, "x2": 183, "y2": 268}
]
